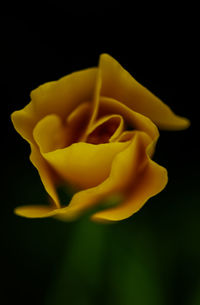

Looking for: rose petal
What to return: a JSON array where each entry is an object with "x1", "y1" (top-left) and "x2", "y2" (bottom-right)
[
  {"x1": 14, "y1": 205, "x2": 58, "y2": 218},
  {"x1": 99, "y1": 96, "x2": 159, "y2": 141},
  {"x1": 98, "y1": 97, "x2": 159, "y2": 158},
  {"x1": 33, "y1": 102, "x2": 91, "y2": 154},
  {"x1": 29, "y1": 144, "x2": 60, "y2": 208},
  {"x1": 54, "y1": 131, "x2": 153, "y2": 221},
  {"x1": 91, "y1": 159, "x2": 168, "y2": 222},
  {"x1": 31, "y1": 68, "x2": 97, "y2": 120},
  {"x1": 42, "y1": 141, "x2": 130, "y2": 189},
  {"x1": 98, "y1": 54, "x2": 190, "y2": 130},
  {"x1": 86, "y1": 114, "x2": 124, "y2": 144},
  {"x1": 66, "y1": 102, "x2": 94, "y2": 143},
  {"x1": 15, "y1": 102, "x2": 93, "y2": 215},
  {"x1": 80, "y1": 69, "x2": 102, "y2": 141},
  {"x1": 117, "y1": 131, "x2": 136, "y2": 142},
  {"x1": 11, "y1": 68, "x2": 98, "y2": 143},
  {"x1": 87, "y1": 69, "x2": 102, "y2": 127},
  {"x1": 11, "y1": 102, "x2": 36, "y2": 144},
  {"x1": 33, "y1": 114, "x2": 67, "y2": 153},
  {"x1": 14, "y1": 131, "x2": 160, "y2": 221}
]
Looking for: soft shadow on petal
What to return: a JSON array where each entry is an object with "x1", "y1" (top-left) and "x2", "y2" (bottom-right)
[{"x1": 99, "y1": 54, "x2": 190, "y2": 130}]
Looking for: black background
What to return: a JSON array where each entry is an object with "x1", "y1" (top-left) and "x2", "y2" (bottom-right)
[{"x1": 1, "y1": 3, "x2": 199, "y2": 305}]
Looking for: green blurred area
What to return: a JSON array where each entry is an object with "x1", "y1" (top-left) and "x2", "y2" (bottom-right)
[{"x1": 2, "y1": 6, "x2": 199, "y2": 305}]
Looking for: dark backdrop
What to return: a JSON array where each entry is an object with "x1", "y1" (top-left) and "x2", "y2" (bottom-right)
[{"x1": 1, "y1": 3, "x2": 199, "y2": 305}]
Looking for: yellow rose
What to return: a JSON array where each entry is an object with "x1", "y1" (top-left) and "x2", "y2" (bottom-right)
[{"x1": 11, "y1": 54, "x2": 189, "y2": 222}]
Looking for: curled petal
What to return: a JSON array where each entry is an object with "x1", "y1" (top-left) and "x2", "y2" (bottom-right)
[
  {"x1": 91, "y1": 159, "x2": 168, "y2": 222},
  {"x1": 86, "y1": 114, "x2": 124, "y2": 144},
  {"x1": 12, "y1": 54, "x2": 187, "y2": 222},
  {"x1": 33, "y1": 102, "x2": 92, "y2": 154},
  {"x1": 87, "y1": 69, "x2": 102, "y2": 128},
  {"x1": 99, "y1": 96, "x2": 159, "y2": 141},
  {"x1": 11, "y1": 68, "x2": 98, "y2": 144},
  {"x1": 54, "y1": 131, "x2": 153, "y2": 221},
  {"x1": 33, "y1": 114, "x2": 67, "y2": 153},
  {"x1": 98, "y1": 54, "x2": 190, "y2": 130},
  {"x1": 14, "y1": 131, "x2": 166, "y2": 221},
  {"x1": 42, "y1": 141, "x2": 130, "y2": 189}
]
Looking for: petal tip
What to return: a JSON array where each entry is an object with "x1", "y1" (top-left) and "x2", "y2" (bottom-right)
[
  {"x1": 14, "y1": 205, "x2": 57, "y2": 218},
  {"x1": 10, "y1": 110, "x2": 19, "y2": 124},
  {"x1": 165, "y1": 116, "x2": 191, "y2": 131},
  {"x1": 180, "y1": 117, "x2": 191, "y2": 130}
]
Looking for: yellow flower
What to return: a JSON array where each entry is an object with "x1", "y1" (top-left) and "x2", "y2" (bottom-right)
[{"x1": 11, "y1": 54, "x2": 190, "y2": 222}]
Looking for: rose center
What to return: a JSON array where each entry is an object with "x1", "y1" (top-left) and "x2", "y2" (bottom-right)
[{"x1": 86, "y1": 117, "x2": 122, "y2": 144}]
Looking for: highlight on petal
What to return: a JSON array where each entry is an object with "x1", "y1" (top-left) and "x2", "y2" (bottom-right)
[{"x1": 98, "y1": 53, "x2": 190, "y2": 130}]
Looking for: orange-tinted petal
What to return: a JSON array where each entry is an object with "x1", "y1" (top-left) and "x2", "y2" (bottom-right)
[{"x1": 98, "y1": 54, "x2": 190, "y2": 130}]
